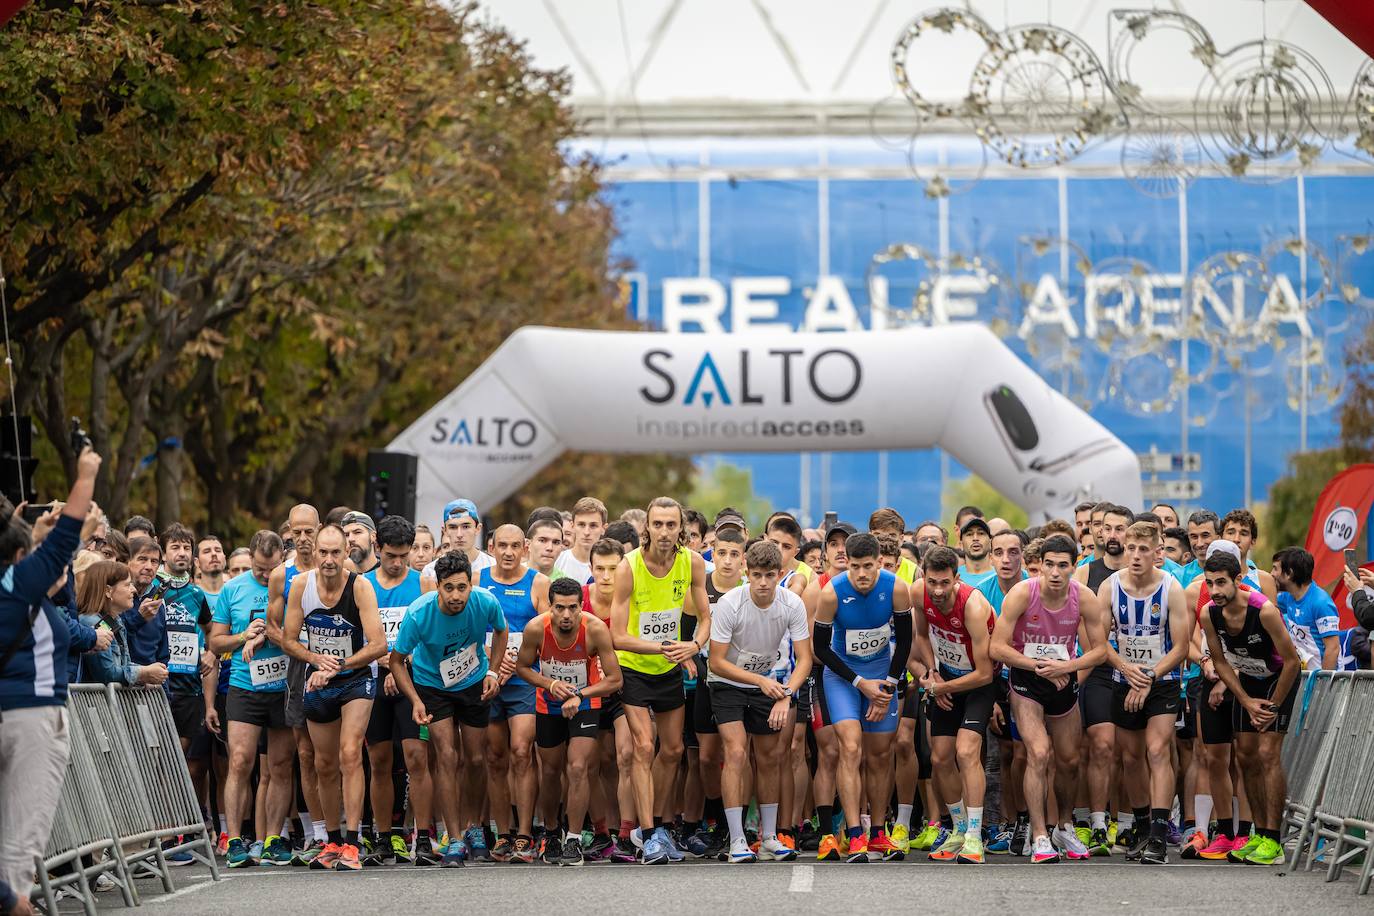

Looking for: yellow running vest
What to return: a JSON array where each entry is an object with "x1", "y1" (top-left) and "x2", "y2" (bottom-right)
[{"x1": 618, "y1": 546, "x2": 693, "y2": 676}]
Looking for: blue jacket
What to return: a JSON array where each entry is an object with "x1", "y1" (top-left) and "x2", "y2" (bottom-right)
[
  {"x1": 78, "y1": 613, "x2": 139, "y2": 687},
  {"x1": 120, "y1": 580, "x2": 170, "y2": 668},
  {"x1": 52, "y1": 570, "x2": 98, "y2": 684},
  {"x1": 0, "y1": 514, "x2": 81, "y2": 710}
]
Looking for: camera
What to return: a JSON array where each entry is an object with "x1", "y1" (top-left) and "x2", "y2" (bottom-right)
[{"x1": 70, "y1": 417, "x2": 92, "y2": 455}]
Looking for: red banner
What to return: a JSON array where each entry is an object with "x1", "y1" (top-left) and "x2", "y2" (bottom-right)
[
  {"x1": 0, "y1": 1, "x2": 27, "y2": 25},
  {"x1": 1302, "y1": 463, "x2": 1374, "y2": 628}
]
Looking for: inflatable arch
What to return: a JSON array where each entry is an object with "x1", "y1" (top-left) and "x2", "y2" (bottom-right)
[{"x1": 388, "y1": 325, "x2": 1143, "y2": 526}]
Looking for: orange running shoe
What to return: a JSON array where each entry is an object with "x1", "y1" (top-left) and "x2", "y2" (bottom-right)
[
  {"x1": 817, "y1": 834, "x2": 842, "y2": 862},
  {"x1": 1198, "y1": 834, "x2": 1235, "y2": 860},
  {"x1": 1181, "y1": 831, "x2": 1207, "y2": 860},
  {"x1": 779, "y1": 833, "x2": 796, "y2": 851},
  {"x1": 335, "y1": 843, "x2": 362, "y2": 871},
  {"x1": 867, "y1": 830, "x2": 897, "y2": 858},
  {"x1": 309, "y1": 843, "x2": 342, "y2": 870},
  {"x1": 845, "y1": 834, "x2": 869, "y2": 863}
]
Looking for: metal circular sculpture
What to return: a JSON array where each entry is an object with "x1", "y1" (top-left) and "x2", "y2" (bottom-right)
[
  {"x1": 1120, "y1": 117, "x2": 1203, "y2": 198},
  {"x1": 890, "y1": 8, "x2": 1001, "y2": 120}
]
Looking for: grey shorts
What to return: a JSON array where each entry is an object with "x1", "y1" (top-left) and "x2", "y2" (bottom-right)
[{"x1": 285, "y1": 657, "x2": 308, "y2": 728}]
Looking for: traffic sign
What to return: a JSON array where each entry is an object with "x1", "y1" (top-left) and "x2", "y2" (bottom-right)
[
  {"x1": 1137, "y1": 451, "x2": 1202, "y2": 474},
  {"x1": 1142, "y1": 479, "x2": 1203, "y2": 503}
]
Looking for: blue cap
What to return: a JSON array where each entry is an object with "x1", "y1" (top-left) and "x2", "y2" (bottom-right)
[{"x1": 443, "y1": 498, "x2": 479, "y2": 526}]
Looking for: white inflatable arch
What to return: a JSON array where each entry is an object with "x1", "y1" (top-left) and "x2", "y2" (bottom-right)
[{"x1": 388, "y1": 324, "x2": 1142, "y2": 525}]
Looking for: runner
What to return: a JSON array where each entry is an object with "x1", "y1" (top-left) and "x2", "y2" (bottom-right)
[
  {"x1": 361, "y1": 516, "x2": 426, "y2": 866},
  {"x1": 610, "y1": 497, "x2": 710, "y2": 865},
  {"x1": 912, "y1": 546, "x2": 997, "y2": 865},
  {"x1": 1073, "y1": 501, "x2": 1096, "y2": 553},
  {"x1": 196, "y1": 535, "x2": 228, "y2": 598},
  {"x1": 812, "y1": 532, "x2": 912, "y2": 863},
  {"x1": 479, "y1": 524, "x2": 551, "y2": 863},
  {"x1": 207, "y1": 531, "x2": 293, "y2": 869},
  {"x1": 280, "y1": 525, "x2": 387, "y2": 871},
  {"x1": 1150, "y1": 504, "x2": 1181, "y2": 530},
  {"x1": 708, "y1": 540, "x2": 812, "y2": 863},
  {"x1": 991, "y1": 534, "x2": 1107, "y2": 864},
  {"x1": 526, "y1": 516, "x2": 566, "y2": 584},
  {"x1": 1100, "y1": 522, "x2": 1191, "y2": 865},
  {"x1": 420, "y1": 498, "x2": 494, "y2": 591},
  {"x1": 342, "y1": 511, "x2": 380, "y2": 576},
  {"x1": 554, "y1": 497, "x2": 608, "y2": 585},
  {"x1": 1199, "y1": 550, "x2": 1302, "y2": 866},
  {"x1": 388, "y1": 551, "x2": 506, "y2": 867},
  {"x1": 957, "y1": 517, "x2": 996, "y2": 588},
  {"x1": 411, "y1": 525, "x2": 437, "y2": 573},
  {"x1": 515, "y1": 576, "x2": 623, "y2": 866},
  {"x1": 1181, "y1": 510, "x2": 1221, "y2": 584},
  {"x1": 764, "y1": 514, "x2": 814, "y2": 848},
  {"x1": 804, "y1": 521, "x2": 853, "y2": 862},
  {"x1": 1271, "y1": 546, "x2": 1339, "y2": 671}
]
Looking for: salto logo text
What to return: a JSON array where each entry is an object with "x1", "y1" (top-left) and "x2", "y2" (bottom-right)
[
  {"x1": 430, "y1": 416, "x2": 537, "y2": 449},
  {"x1": 638, "y1": 348, "x2": 863, "y2": 408}
]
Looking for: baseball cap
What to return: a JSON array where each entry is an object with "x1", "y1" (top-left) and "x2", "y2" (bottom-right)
[
  {"x1": 960, "y1": 516, "x2": 992, "y2": 537},
  {"x1": 340, "y1": 510, "x2": 375, "y2": 532},
  {"x1": 825, "y1": 521, "x2": 857, "y2": 541},
  {"x1": 714, "y1": 513, "x2": 747, "y2": 533},
  {"x1": 1206, "y1": 539, "x2": 1242, "y2": 564},
  {"x1": 443, "y1": 498, "x2": 479, "y2": 525}
]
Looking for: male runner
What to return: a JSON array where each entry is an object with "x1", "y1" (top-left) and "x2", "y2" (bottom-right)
[
  {"x1": 196, "y1": 535, "x2": 228, "y2": 598},
  {"x1": 957, "y1": 517, "x2": 996, "y2": 588},
  {"x1": 913, "y1": 521, "x2": 947, "y2": 548},
  {"x1": 1073, "y1": 502, "x2": 1096, "y2": 551},
  {"x1": 708, "y1": 540, "x2": 811, "y2": 863},
  {"x1": 1100, "y1": 522, "x2": 1191, "y2": 864},
  {"x1": 421, "y1": 498, "x2": 494, "y2": 589},
  {"x1": 1200, "y1": 550, "x2": 1301, "y2": 866},
  {"x1": 517, "y1": 577, "x2": 624, "y2": 865},
  {"x1": 479, "y1": 524, "x2": 550, "y2": 862},
  {"x1": 912, "y1": 546, "x2": 997, "y2": 865},
  {"x1": 610, "y1": 497, "x2": 710, "y2": 865},
  {"x1": 991, "y1": 535, "x2": 1107, "y2": 863},
  {"x1": 1181, "y1": 510, "x2": 1221, "y2": 584},
  {"x1": 342, "y1": 511, "x2": 379, "y2": 576},
  {"x1": 526, "y1": 516, "x2": 566, "y2": 584},
  {"x1": 208, "y1": 531, "x2": 293, "y2": 868},
  {"x1": 281, "y1": 525, "x2": 387, "y2": 871},
  {"x1": 554, "y1": 497, "x2": 608, "y2": 584},
  {"x1": 870, "y1": 508, "x2": 919, "y2": 584},
  {"x1": 362, "y1": 516, "x2": 426, "y2": 865},
  {"x1": 1271, "y1": 546, "x2": 1339, "y2": 671},
  {"x1": 812, "y1": 533, "x2": 912, "y2": 863},
  {"x1": 1079, "y1": 503, "x2": 1109, "y2": 567},
  {"x1": 764, "y1": 514, "x2": 813, "y2": 849},
  {"x1": 976, "y1": 529, "x2": 1029, "y2": 854},
  {"x1": 389, "y1": 551, "x2": 506, "y2": 867},
  {"x1": 1150, "y1": 504, "x2": 1180, "y2": 530},
  {"x1": 804, "y1": 521, "x2": 853, "y2": 861},
  {"x1": 1162, "y1": 527, "x2": 1191, "y2": 567}
]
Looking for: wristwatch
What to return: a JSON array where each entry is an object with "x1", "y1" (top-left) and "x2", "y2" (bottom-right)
[{"x1": 783, "y1": 685, "x2": 793, "y2": 698}]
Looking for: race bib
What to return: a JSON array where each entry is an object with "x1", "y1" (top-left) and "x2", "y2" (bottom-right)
[
  {"x1": 638, "y1": 609, "x2": 681, "y2": 641},
  {"x1": 440, "y1": 644, "x2": 481, "y2": 688},
  {"x1": 168, "y1": 630, "x2": 199, "y2": 674},
  {"x1": 1121, "y1": 634, "x2": 1160, "y2": 667},
  {"x1": 544, "y1": 658, "x2": 588, "y2": 689},
  {"x1": 846, "y1": 627, "x2": 889, "y2": 658},
  {"x1": 484, "y1": 631, "x2": 523, "y2": 658},
  {"x1": 378, "y1": 606, "x2": 406, "y2": 649},
  {"x1": 1224, "y1": 650, "x2": 1272, "y2": 679},
  {"x1": 308, "y1": 630, "x2": 351, "y2": 662},
  {"x1": 1023, "y1": 641, "x2": 1071, "y2": 662},
  {"x1": 931, "y1": 627, "x2": 971, "y2": 672},
  {"x1": 248, "y1": 654, "x2": 288, "y2": 688},
  {"x1": 735, "y1": 651, "x2": 776, "y2": 674}
]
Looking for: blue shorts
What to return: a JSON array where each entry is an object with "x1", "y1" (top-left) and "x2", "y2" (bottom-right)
[
  {"x1": 304, "y1": 673, "x2": 375, "y2": 724},
  {"x1": 816, "y1": 668, "x2": 900, "y2": 734},
  {"x1": 489, "y1": 680, "x2": 536, "y2": 721}
]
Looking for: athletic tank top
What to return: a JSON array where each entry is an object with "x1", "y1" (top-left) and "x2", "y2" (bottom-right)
[
  {"x1": 1085, "y1": 557, "x2": 1117, "y2": 594},
  {"x1": 1209, "y1": 590, "x2": 1284, "y2": 679},
  {"x1": 480, "y1": 566, "x2": 540, "y2": 685},
  {"x1": 301, "y1": 571, "x2": 366, "y2": 680},
  {"x1": 581, "y1": 584, "x2": 611, "y2": 628},
  {"x1": 1108, "y1": 572, "x2": 1177, "y2": 683},
  {"x1": 830, "y1": 569, "x2": 898, "y2": 673},
  {"x1": 618, "y1": 547, "x2": 693, "y2": 675},
  {"x1": 1194, "y1": 572, "x2": 1262, "y2": 621},
  {"x1": 365, "y1": 567, "x2": 423, "y2": 651},
  {"x1": 924, "y1": 582, "x2": 992, "y2": 677},
  {"x1": 535, "y1": 614, "x2": 602, "y2": 713},
  {"x1": 1011, "y1": 578, "x2": 1081, "y2": 663}
]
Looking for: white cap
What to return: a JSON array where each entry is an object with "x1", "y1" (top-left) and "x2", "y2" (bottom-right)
[{"x1": 1206, "y1": 539, "x2": 1243, "y2": 564}]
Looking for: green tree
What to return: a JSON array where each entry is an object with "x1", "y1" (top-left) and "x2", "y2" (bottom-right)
[
  {"x1": 942, "y1": 474, "x2": 1030, "y2": 531},
  {"x1": 685, "y1": 460, "x2": 774, "y2": 532}
]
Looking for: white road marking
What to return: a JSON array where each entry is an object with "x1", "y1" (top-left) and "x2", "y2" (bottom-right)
[
  {"x1": 146, "y1": 876, "x2": 214, "y2": 904},
  {"x1": 788, "y1": 864, "x2": 814, "y2": 892}
]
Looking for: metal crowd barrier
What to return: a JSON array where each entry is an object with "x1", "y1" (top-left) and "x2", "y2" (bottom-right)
[
  {"x1": 1282, "y1": 669, "x2": 1374, "y2": 896},
  {"x1": 35, "y1": 685, "x2": 219, "y2": 913}
]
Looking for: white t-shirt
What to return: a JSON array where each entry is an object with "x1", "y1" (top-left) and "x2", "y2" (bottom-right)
[
  {"x1": 552, "y1": 551, "x2": 592, "y2": 585},
  {"x1": 422, "y1": 550, "x2": 494, "y2": 581},
  {"x1": 707, "y1": 585, "x2": 809, "y2": 689}
]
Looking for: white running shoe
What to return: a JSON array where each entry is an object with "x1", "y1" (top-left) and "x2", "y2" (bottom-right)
[
  {"x1": 1052, "y1": 824, "x2": 1089, "y2": 860},
  {"x1": 727, "y1": 837, "x2": 757, "y2": 863},
  {"x1": 759, "y1": 836, "x2": 797, "y2": 862}
]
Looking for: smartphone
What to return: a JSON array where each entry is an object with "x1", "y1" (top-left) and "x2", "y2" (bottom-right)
[
  {"x1": 1346, "y1": 548, "x2": 1360, "y2": 575},
  {"x1": 823, "y1": 511, "x2": 838, "y2": 532},
  {"x1": 20, "y1": 502, "x2": 55, "y2": 524},
  {"x1": 144, "y1": 580, "x2": 168, "y2": 603},
  {"x1": 69, "y1": 417, "x2": 91, "y2": 455}
]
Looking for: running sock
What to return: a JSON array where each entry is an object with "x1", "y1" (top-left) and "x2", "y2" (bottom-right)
[
  {"x1": 1258, "y1": 827, "x2": 1279, "y2": 841},
  {"x1": 218, "y1": 814, "x2": 227, "y2": 834},
  {"x1": 312, "y1": 819, "x2": 328, "y2": 842},
  {"x1": 344, "y1": 829, "x2": 360, "y2": 847},
  {"x1": 896, "y1": 804, "x2": 914, "y2": 831},
  {"x1": 760, "y1": 803, "x2": 779, "y2": 840},
  {"x1": 725, "y1": 807, "x2": 746, "y2": 844},
  {"x1": 1090, "y1": 811, "x2": 1107, "y2": 831},
  {"x1": 378, "y1": 831, "x2": 392, "y2": 851},
  {"x1": 1182, "y1": 820, "x2": 1196, "y2": 837},
  {"x1": 327, "y1": 829, "x2": 343, "y2": 846},
  {"x1": 940, "y1": 813, "x2": 954, "y2": 831},
  {"x1": 705, "y1": 796, "x2": 724, "y2": 827},
  {"x1": 1132, "y1": 806, "x2": 1149, "y2": 826},
  {"x1": 1072, "y1": 807, "x2": 1089, "y2": 828},
  {"x1": 653, "y1": 816, "x2": 663, "y2": 828},
  {"x1": 967, "y1": 807, "x2": 983, "y2": 838},
  {"x1": 1238, "y1": 820, "x2": 1253, "y2": 838},
  {"x1": 1195, "y1": 794, "x2": 1213, "y2": 835},
  {"x1": 565, "y1": 830, "x2": 580, "y2": 846},
  {"x1": 1150, "y1": 809, "x2": 1169, "y2": 841},
  {"x1": 682, "y1": 820, "x2": 699, "y2": 836},
  {"x1": 817, "y1": 805, "x2": 835, "y2": 836},
  {"x1": 1118, "y1": 812, "x2": 1135, "y2": 831},
  {"x1": 845, "y1": 825, "x2": 863, "y2": 840},
  {"x1": 619, "y1": 820, "x2": 635, "y2": 836},
  {"x1": 948, "y1": 801, "x2": 966, "y2": 835}
]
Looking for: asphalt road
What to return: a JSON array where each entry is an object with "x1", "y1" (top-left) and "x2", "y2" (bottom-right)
[{"x1": 71, "y1": 853, "x2": 1370, "y2": 915}]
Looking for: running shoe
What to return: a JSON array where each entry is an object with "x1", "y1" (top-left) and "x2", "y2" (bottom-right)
[
  {"x1": 910, "y1": 821, "x2": 940, "y2": 851},
  {"x1": 291, "y1": 839, "x2": 322, "y2": 867},
  {"x1": 1228, "y1": 834, "x2": 1262, "y2": 864},
  {"x1": 466, "y1": 826, "x2": 493, "y2": 864},
  {"x1": 391, "y1": 833, "x2": 412, "y2": 863},
  {"x1": 798, "y1": 822, "x2": 820, "y2": 851},
  {"x1": 929, "y1": 824, "x2": 950, "y2": 853},
  {"x1": 559, "y1": 837, "x2": 585, "y2": 867},
  {"x1": 705, "y1": 826, "x2": 729, "y2": 859},
  {"x1": 817, "y1": 834, "x2": 842, "y2": 862},
  {"x1": 1124, "y1": 829, "x2": 1151, "y2": 861},
  {"x1": 1244, "y1": 837, "x2": 1283, "y2": 866},
  {"x1": 1140, "y1": 836, "x2": 1168, "y2": 865},
  {"x1": 1167, "y1": 821, "x2": 1184, "y2": 847},
  {"x1": 845, "y1": 834, "x2": 869, "y2": 864},
  {"x1": 166, "y1": 849, "x2": 195, "y2": 867},
  {"x1": 540, "y1": 833, "x2": 563, "y2": 865},
  {"x1": 585, "y1": 834, "x2": 613, "y2": 862},
  {"x1": 986, "y1": 825, "x2": 1012, "y2": 855},
  {"x1": 1181, "y1": 831, "x2": 1207, "y2": 859},
  {"x1": 685, "y1": 826, "x2": 711, "y2": 858},
  {"x1": 226, "y1": 837, "x2": 255, "y2": 869},
  {"x1": 216, "y1": 832, "x2": 229, "y2": 856},
  {"x1": 779, "y1": 832, "x2": 797, "y2": 851},
  {"x1": 727, "y1": 837, "x2": 757, "y2": 863},
  {"x1": 1053, "y1": 825, "x2": 1090, "y2": 860},
  {"x1": 1088, "y1": 827, "x2": 1111, "y2": 857},
  {"x1": 1107, "y1": 820, "x2": 1118, "y2": 847},
  {"x1": 642, "y1": 832, "x2": 669, "y2": 865},
  {"x1": 512, "y1": 836, "x2": 536, "y2": 864},
  {"x1": 490, "y1": 835, "x2": 513, "y2": 863},
  {"x1": 929, "y1": 832, "x2": 964, "y2": 862},
  {"x1": 956, "y1": 834, "x2": 985, "y2": 864},
  {"x1": 868, "y1": 829, "x2": 897, "y2": 859},
  {"x1": 1011, "y1": 819, "x2": 1031, "y2": 857},
  {"x1": 248, "y1": 840, "x2": 264, "y2": 863},
  {"x1": 610, "y1": 835, "x2": 638, "y2": 863},
  {"x1": 413, "y1": 838, "x2": 440, "y2": 867},
  {"x1": 1075, "y1": 825, "x2": 1092, "y2": 847},
  {"x1": 659, "y1": 826, "x2": 686, "y2": 862},
  {"x1": 759, "y1": 836, "x2": 797, "y2": 862},
  {"x1": 441, "y1": 840, "x2": 467, "y2": 868},
  {"x1": 335, "y1": 843, "x2": 363, "y2": 871},
  {"x1": 1198, "y1": 834, "x2": 1236, "y2": 860},
  {"x1": 261, "y1": 835, "x2": 292, "y2": 866},
  {"x1": 888, "y1": 823, "x2": 911, "y2": 858},
  {"x1": 310, "y1": 843, "x2": 343, "y2": 870},
  {"x1": 1030, "y1": 835, "x2": 1060, "y2": 864}
]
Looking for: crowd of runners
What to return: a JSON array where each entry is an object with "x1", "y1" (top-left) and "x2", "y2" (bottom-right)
[{"x1": 31, "y1": 477, "x2": 1374, "y2": 877}]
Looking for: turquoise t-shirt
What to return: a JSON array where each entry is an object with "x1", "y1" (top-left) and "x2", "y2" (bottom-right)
[
  {"x1": 211, "y1": 571, "x2": 285, "y2": 692},
  {"x1": 393, "y1": 588, "x2": 506, "y2": 692}
]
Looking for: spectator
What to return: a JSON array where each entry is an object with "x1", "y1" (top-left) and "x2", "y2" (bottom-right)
[
  {"x1": 0, "y1": 448, "x2": 99, "y2": 901},
  {"x1": 1, "y1": 876, "x2": 32, "y2": 916},
  {"x1": 1344, "y1": 566, "x2": 1374, "y2": 631},
  {"x1": 123, "y1": 515, "x2": 156, "y2": 539},
  {"x1": 77, "y1": 560, "x2": 168, "y2": 688}
]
